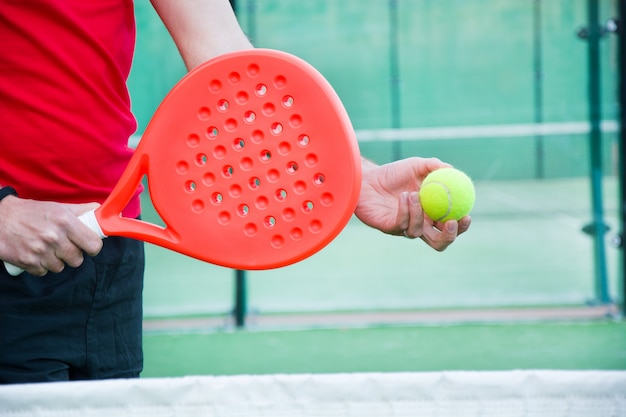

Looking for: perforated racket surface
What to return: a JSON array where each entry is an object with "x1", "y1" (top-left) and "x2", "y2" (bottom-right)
[{"x1": 94, "y1": 49, "x2": 361, "y2": 270}]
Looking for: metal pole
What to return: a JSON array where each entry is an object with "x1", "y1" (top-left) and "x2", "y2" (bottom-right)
[
  {"x1": 230, "y1": 0, "x2": 249, "y2": 328},
  {"x1": 586, "y1": 0, "x2": 611, "y2": 304},
  {"x1": 234, "y1": 269, "x2": 247, "y2": 327}
]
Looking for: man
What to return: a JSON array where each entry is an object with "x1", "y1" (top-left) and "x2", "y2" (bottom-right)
[{"x1": 0, "y1": 0, "x2": 470, "y2": 383}]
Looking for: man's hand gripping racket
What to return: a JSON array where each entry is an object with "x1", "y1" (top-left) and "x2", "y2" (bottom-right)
[{"x1": 5, "y1": 49, "x2": 361, "y2": 276}]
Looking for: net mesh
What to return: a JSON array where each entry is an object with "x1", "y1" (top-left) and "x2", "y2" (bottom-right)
[{"x1": 1, "y1": 371, "x2": 625, "y2": 417}]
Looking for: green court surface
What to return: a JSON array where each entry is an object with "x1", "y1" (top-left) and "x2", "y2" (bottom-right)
[
  {"x1": 140, "y1": 175, "x2": 624, "y2": 377},
  {"x1": 135, "y1": 0, "x2": 622, "y2": 318},
  {"x1": 131, "y1": 0, "x2": 625, "y2": 380},
  {"x1": 142, "y1": 177, "x2": 621, "y2": 317},
  {"x1": 142, "y1": 321, "x2": 626, "y2": 377}
]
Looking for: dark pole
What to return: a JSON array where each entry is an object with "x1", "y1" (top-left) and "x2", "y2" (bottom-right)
[
  {"x1": 586, "y1": 0, "x2": 611, "y2": 304},
  {"x1": 234, "y1": 269, "x2": 247, "y2": 327},
  {"x1": 229, "y1": 0, "x2": 249, "y2": 328}
]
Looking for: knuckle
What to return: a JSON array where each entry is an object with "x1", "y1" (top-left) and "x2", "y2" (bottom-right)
[
  {"x1": 45, "y1": 257, "x2": 65, "y2": 274},
  {"x1": 29, "y1": 240, "x2": 48, "y2": 256},
  {"x1": 40, "y1": 230, "x2": 62, "y2": 246}
]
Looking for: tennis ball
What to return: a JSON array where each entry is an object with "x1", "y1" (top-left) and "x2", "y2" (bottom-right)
[{"x1": 418, "y1": 167, "x2": 475, "y2": 222}]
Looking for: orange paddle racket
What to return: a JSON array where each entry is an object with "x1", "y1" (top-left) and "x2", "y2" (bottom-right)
[{"x1": 6, "y1": 49, "x2": 361, "y2": 275}]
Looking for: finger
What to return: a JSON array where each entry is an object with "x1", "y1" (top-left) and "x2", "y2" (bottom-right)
[
  {"x1": 65, "y1": 202, "x2": 104, "y2": 255},
  {"x1": 417, "y1": 158, "x2": 452, "y2": 181},
  {"x1": 54, "y1": 240, "x2": 86, "y2": 269},
  {"x1": 37, "y1": 207, "x2": 103, "y2": 264},
  {"x1": 394, "y1": 192, "x2": 411, "y2": 236},
  {"x1": 24, "y1": 238, "x2": 85, "y2": 275},
  {"x1": 44, "y1": 256, "x2": 66, "y2": 274},
  {"x1": 36, "y1": 229, "x2": 74, "y2": 273},
  {"x1": 25, "y1": 266, "x2": 48, "y2": 277},
  {"x1": 13, "y1": 233, "x2": 64, "y2": 276},
  {"x1": 403, "y1": 191, "x2": 424, "y2": 239},
  {"x1": 70, "y1": 225, "x2": 103, "y2": 257},
  {"x1": 51, "y1": 208, "x2": 103, "y2": 262},
  {"x1": 424, "y1": 157, "x2": 451, "y2": 173},
  {"x1": 17, "y1": 258, "x2": 48, "y2": 277},
  {"x1": 27, "y1": 250, "x2": 65, "y2": 275},
  {"x1": 458, "y1": 216, "x2": 472, "y2": 235},
  {"x1": 63, "y1": 213, "x2": 104, "y2": 257},
  {"x1": 421, "y1": 220, "x2": 458, "y2": 251}
]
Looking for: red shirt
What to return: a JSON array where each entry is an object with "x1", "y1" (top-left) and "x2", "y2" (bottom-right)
[{"x1": 0, "y1": 0, "x2": 140, "y2": 217}]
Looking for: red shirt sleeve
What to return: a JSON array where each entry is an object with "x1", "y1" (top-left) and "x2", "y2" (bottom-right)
[{"x1": 0, "y1": 0, "x2": 141, "y2": 218}]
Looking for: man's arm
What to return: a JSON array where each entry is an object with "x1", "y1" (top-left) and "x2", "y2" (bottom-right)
[{"x1": 150, "y1": 0, "x2": 253, "y2": 70}]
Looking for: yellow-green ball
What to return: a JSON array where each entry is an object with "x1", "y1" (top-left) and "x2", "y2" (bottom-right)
[{"x1": 418, "y1": 167, "x2": 475, "y2": 222}]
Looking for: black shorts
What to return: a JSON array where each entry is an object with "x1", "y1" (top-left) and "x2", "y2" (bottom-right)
[{"x1": 0, "y1": 236, "x2": 145, "y2": 384}]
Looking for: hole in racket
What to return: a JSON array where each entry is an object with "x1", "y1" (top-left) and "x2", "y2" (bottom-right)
[
  {"x1": 282, "y1": 95, "x2": 294, "y2": 108},
  {"x1": 141, "y1": 175, "x2": 167, "y2": 228},
  {"x1": 256, "y1": 84, "x2": 268, "y2": 96},
  {"x1": 217, "y1": 99, "x2": 229, "y2": 112}
]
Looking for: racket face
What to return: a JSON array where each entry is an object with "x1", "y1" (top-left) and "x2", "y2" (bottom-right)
[{"x1": 125, "y1": 49, "x2": 361, "y2": 269}]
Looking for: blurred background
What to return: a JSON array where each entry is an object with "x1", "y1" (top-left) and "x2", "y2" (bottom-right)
[{"x1": 128, "y1": 0, "x2": 625, "y2": 376}]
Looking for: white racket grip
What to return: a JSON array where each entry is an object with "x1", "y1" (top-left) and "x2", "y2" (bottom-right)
[
  {"x1": 3, "y1": 209, "x2": 106, "y2": 276},
  {"x1": 78, "y1": 209, "x2": 107, "y2": 239},
  {"x1": 4, "y1": 262, "x2": 23, "y2": 276}
]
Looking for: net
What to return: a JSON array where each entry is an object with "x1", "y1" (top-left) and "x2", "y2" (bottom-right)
[{"x1": 1, "y1": 370, "x2": 625, "y2": 417}]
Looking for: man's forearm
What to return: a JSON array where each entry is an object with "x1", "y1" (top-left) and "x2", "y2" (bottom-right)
[{"x1": 150, "y1": 0, "x2": 253, "y2": 70}]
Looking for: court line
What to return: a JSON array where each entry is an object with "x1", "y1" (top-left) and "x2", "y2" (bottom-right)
[
  {"x1": 142, "y1": 304, "x2": 619, "y2": 334},
  {"x1": 356, "y1": 120, "x2": 618, "y2": 142},
  {"x1": 129, "y1": 120, "x2": 619, "y2": 148}
]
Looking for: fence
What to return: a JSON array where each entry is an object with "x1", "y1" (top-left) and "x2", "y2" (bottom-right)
[{"x1": 131, "y1": 0, "x2": 623, "y2": 324}]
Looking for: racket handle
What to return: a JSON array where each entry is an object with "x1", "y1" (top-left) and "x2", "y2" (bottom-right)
[
  {"x1": 3, "y1": 263, "x2": 23, "y2": 276},
  {"x1": 78, "y1": 209, "x2": 106, "y2": 239},
  {"x1": 3, "y1": 209, "x2": 106, "y2": 276}
]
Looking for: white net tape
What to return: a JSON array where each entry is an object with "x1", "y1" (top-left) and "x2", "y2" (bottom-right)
[{"x1": 0, "y1": 371, "x2": 625, "y2": 417}]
